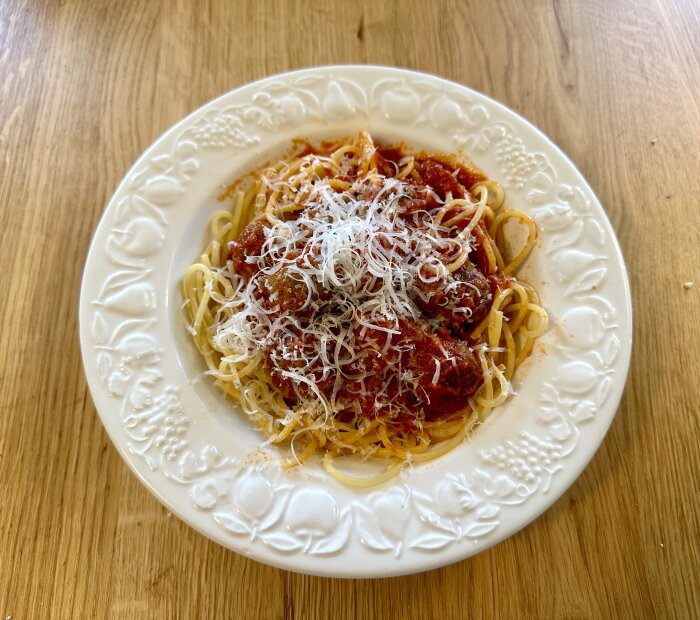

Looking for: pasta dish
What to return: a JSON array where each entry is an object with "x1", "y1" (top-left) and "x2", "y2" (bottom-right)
[{"x1": 183, "y1": 132, "x2": 547, "y2": 485}]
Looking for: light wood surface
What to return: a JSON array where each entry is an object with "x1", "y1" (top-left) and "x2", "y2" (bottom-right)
[{"x1": 2, "y1": 0, "x2": 699, "y2": 617}]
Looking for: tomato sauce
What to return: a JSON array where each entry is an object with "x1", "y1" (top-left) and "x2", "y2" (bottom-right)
[
  {"x1": 264, "y1": 317, "x2": 482, "y2": 423},
  {"x1": 227, "y1": 140, "x2": 494, "y2": 424}
]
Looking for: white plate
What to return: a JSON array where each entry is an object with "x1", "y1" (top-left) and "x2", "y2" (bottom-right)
[{"x1": 79, "y1": 66, "x2": 632, "y2": 577}]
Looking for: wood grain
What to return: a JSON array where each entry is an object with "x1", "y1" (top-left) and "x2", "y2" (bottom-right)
[{"x1": 1, "y1": 0, "x2": 699, "y2": 617}]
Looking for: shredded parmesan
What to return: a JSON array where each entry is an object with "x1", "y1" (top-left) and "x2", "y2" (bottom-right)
[
  {"x1": 431, "y1": 359, "x2": 441, "y2": 385},
  {"x1": 213, "y1": 164, "x2": 486, "y2": 421}
]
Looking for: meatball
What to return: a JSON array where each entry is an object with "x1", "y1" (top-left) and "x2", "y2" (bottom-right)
[
  {"x1": 414, "y1": 262, "x2": 493, "y2": 337},
  {"x1": 228, "y1": 219, "x2": 267, "y2": 281}
]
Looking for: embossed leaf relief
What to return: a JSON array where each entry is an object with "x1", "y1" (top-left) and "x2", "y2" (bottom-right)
[
  {"x1": 412, "y1": 471, "x2": 522, "y2": 547},
  {"x1": 355, "y1": 486, "x2": 413, "y2": 557},
  {"x1": 88, "y1": 72, "x2": 622, "y2": 557}
]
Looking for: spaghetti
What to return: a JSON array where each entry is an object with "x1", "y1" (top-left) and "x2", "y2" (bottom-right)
[{"x1": 183, "y1": 132, "x2": 547, "y2": 485}]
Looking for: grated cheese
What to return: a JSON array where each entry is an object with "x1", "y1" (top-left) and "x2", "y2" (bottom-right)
[{"x1": 214, "y1": 161, "x2": 488, "y2": 421}]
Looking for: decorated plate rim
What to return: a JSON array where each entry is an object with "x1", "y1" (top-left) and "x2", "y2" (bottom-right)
[{"x1": 79, "y1": 65, "x2": 632, "y2": 577}]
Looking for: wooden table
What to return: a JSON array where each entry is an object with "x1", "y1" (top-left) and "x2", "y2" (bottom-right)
[{"x1": 2, "y1": 0, "x2": 699, "y2": 617}]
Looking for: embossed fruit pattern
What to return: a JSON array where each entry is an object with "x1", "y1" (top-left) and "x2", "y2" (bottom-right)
[{"x1": 87, "y1": 72, "x2": 621, "y2": 558}]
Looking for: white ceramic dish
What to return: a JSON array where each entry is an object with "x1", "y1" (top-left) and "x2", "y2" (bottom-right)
[{"x1": 79, "y1": 66, "x2": 632, "y2": 577}]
